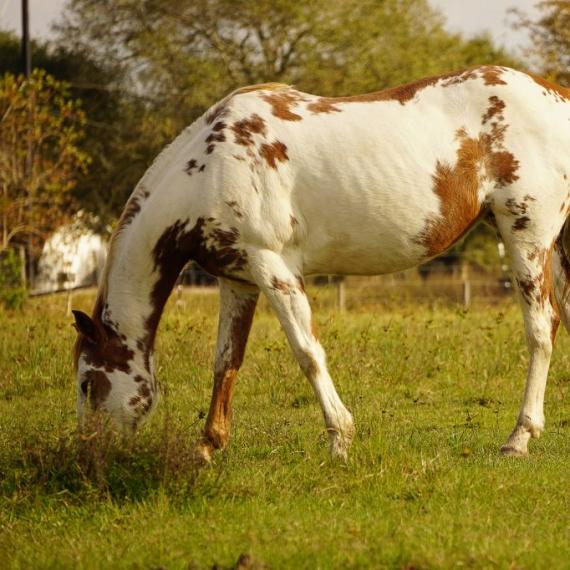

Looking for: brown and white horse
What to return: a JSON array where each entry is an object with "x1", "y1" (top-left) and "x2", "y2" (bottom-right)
[{"x1": 73, "y1": 66, "x2": 570, "y2": 462}]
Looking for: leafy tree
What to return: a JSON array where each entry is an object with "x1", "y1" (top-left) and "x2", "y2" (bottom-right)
[
  {"x1": 0, "y1": 70, "x2": 89, "y2": 255},
  {"x1": 0, "y1": 31, "x2": 152, "y2": 229},
  {"x1": 513, "y1": 0, "x2": 570, "y2": 86},
  {"x1": 58, "y1": 0, "x2": 517, "y2": 105}
]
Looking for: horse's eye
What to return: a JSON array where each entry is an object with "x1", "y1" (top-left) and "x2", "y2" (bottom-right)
[{"x1": 80, "y1": 380, "x2": 90, "y2": 396}]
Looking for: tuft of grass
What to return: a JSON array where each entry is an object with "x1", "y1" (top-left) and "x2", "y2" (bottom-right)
[{"x1": 0, "y1": 412, "x2": 210, "y2": 503}]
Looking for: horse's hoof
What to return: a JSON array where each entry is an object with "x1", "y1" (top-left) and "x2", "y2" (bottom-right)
[
  {"x1": 500, "y1": 444, "x2": 528, "y2": 458},
  {"x1": 328, "y1": 427, "x2": 354, "y2": 462},
  {"x1": 192, "y1": 443, "x2": 213, "y2": 466}
]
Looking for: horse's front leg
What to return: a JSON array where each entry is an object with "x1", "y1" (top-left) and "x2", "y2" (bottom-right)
[
  {"x1": 248, "y1": 249, "x2": 354, "y2": 460},
  {"x1": 193, "y1": 279, "x2": 258, "y2": 464}
]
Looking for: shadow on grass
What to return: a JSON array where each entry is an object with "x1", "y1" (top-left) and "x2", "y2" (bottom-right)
[{"x1": 0, "y1": 412, "x2": 219, "y2": 503}]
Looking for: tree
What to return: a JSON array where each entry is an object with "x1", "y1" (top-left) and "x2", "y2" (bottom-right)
[
  {"x1": 0, "y1": 70, "x2": 89, "y2": 256},
  {"x1": 0, "y1": 31, "x2": 152, "y2": 229},
  {"x1": 513, "y1": 0, "x2": 570, "y2": 86},
  {"x1": 58, "y1": 0, "x2": 517, "y2": 105}
]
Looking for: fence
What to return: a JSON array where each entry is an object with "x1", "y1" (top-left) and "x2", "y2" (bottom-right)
[
  {"x1": 328, "y1": 269, "x2": 512, "y2": 312},
  {"x1": 25, "y1": 260, "x2": 515, "y2": 315}
]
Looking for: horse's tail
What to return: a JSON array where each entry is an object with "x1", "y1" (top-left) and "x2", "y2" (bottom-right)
[{"x1": 552, "y1": 219, "x2": 570, "y2": 332}]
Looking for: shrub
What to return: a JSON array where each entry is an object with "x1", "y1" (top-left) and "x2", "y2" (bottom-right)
[{"x1": 0, "y1": 248, "x2": 26, "y2": 310}]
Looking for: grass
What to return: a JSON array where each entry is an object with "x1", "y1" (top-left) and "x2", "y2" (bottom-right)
[{"x1": 0, "y1": 287, "x2": 569, "y2": 569}]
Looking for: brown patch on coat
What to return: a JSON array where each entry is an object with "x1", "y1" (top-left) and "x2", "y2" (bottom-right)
[
  {"x1": 203, "y1": 369, "x2": 237, "y2": 450},
  {"x1": 517, "y1": 277, "x2": 536, "y2": 305},
  {"x1": 505, "y1": 198, "x2": 526, "y2": 216},
  {"x1": 527, "y1": 247, "x2": 540, "y2": 261},
  {"x1": 482, "y1": 96, "x2": 506, "y2": 125},
  {"x1": 144, "y1": 218, "x2": 249, "y2": 354},
  {"x1": 74, "y1": 301, "x2": 135, "y2": 376},
  {"x1": 306, "y1": 98, "x2": 343, "y2": 114},
  {"x1": 311, "y1": 319, "x2": 318, "y2": 340},
  {"x1": 261, "y1": 92, "x2": 304, "y2": 121},
  {"x1": 517, "y1": 246, "x2": 558, "y2": 313},
  {"x1": 115, "y1": 188, "x2": 150, "y2": 234},
  {"x1": 290, "y1": 215, "x2": 298, "y2": 227},
  {"x1": 528, "y1": 73, "x2": 570, "y2": 103},
  {"x1": 203, "y1": 122, "x2": 226, "y2": 154},
  {"x1": 78, "y1": 332, "x2": 134, "y2": 375},
  {"x1": 539, "y1": 248, "x2": 553, "y2": 305},
  {"x1": 225, "y1": 200, "x2": 244, "y2": 219},
  {"x1": 205, "y1": 131, "x2": 226, "y2": 145},
  {"x1": 260, "y1": 141, "x2": 289, "y2": 169},
  {"x1": 235, "y1": 82, "x2": 289, "y2": 95},
  {"x1": 82, "y1": 370, "x2": 112, "y2": 410},
  {"x1": 231, "y1": 114, "x2": 267, "y2": 146},
  {"x1": 185, "y1": 159, "x2": 198, "y2": 175},
  {"x1": 417, "y1": 158, "x2": 482, "y2": 256},
  {"x1": 505, "y1": 195, "x2": 535, "y2": 217},
  {"x1": 480, "y1": 67, "x2": 507, "y2": 86},
  {"x1": 299, "y1": 351, "x2": 319, "y2": 380},
  {"x1": 513, "y1": 216, "x2": 530, "y2": 231},
  {"x1": 271, "y1": 276, "x2": 294, "y2": 294},
  {"x1": 306, "y1": 67, "x2": 506, "y2": 115},
  {"x1": 206, "y1": 102, "x2": 229, "y2": 125},
  {"x1": 417, "y1": 97, "x2": 519, "y2": 256}
]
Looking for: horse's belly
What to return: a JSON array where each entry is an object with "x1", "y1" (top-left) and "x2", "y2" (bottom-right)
[{"x1": 301, "y1": 209, "x2": 429, "y2": 276}]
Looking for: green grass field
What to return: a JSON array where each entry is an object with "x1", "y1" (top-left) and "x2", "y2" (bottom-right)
[{"x1": 1, "y1": 288, "x2": 569, "y2": 569}]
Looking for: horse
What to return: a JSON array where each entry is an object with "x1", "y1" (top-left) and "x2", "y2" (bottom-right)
[{"x1": 73, "y1": 65, "x2": 570, "y2": 462}]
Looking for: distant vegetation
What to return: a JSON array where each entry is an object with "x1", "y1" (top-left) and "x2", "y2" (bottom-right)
[{"x1": 0, "y1": 0, "x2": 568, "y2": 281}]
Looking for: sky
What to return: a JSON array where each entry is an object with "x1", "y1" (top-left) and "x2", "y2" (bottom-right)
[{"x1": 1, "y1": 0, "x2": 542, "y2": 53}]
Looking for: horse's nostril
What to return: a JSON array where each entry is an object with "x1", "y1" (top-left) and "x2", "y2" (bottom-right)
[{"x1": 80, "y1": 380, "x2": 90, "y2": 396}]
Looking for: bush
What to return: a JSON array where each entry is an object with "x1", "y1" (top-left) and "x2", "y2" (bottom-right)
[{"x1": 0, "y1": 248, "x2": 26, "y2": 309}]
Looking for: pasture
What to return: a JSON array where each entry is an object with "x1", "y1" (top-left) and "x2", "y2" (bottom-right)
[{"x1": 1, "y1": 288, "x2": 569, "y2": 569}]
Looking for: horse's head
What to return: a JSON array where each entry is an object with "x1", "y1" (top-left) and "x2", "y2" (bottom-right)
[{"x1": 72, "y1": 310, "x2": 158, "y2": 430}]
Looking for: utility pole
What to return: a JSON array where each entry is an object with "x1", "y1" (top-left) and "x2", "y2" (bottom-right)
[
  {"x1": 21, "y1": 0, "x2": 31, "y2": 77},
  {"x1": 22, "y1": 0, "x2": 33, "y2": 288}
]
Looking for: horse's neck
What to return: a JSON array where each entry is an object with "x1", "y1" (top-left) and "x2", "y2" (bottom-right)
[
  {"x1": 100, "y1": 202, "x2": 189, "y2": 354},
  {"x1": 97, "y1": 118, "x2": 207, "y2": 350}
]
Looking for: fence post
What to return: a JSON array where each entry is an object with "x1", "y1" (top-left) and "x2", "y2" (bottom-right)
[
  {"x1": 337, "y1": 279, "x2": 346, "y2": 313},
  {"x1": 19, "y1": 245, "x2": 26, "y2": 287},
  {"x1": 66, "y1": 289, "x2": 73, "y2": 316},
  {"x1": 461, "y1": 261, "x2": 471, "y2": 308}
]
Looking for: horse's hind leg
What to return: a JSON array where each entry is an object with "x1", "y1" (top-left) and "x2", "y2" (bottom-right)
[
  {"x1": 495, "y1": 215, "x2": 561, "y2": 456},
  {"x1": 194, "y1": 279, "x2": 258, "y2": 464},
  {"x1": 248, "y1": 249, "x2": 354, "y2": 459}
]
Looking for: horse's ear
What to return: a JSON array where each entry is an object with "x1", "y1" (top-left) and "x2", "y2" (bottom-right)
[{"x1": 72, "y1": 310, "x2": 100, "y2": 344}]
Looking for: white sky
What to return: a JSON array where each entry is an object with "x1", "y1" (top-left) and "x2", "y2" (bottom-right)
[
  {"x1": 429, "y1": 0, "x2": 541, "y2": 51},
  {"x1": 0, "y1": 0, "x2": 542, "y2": 54}
]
